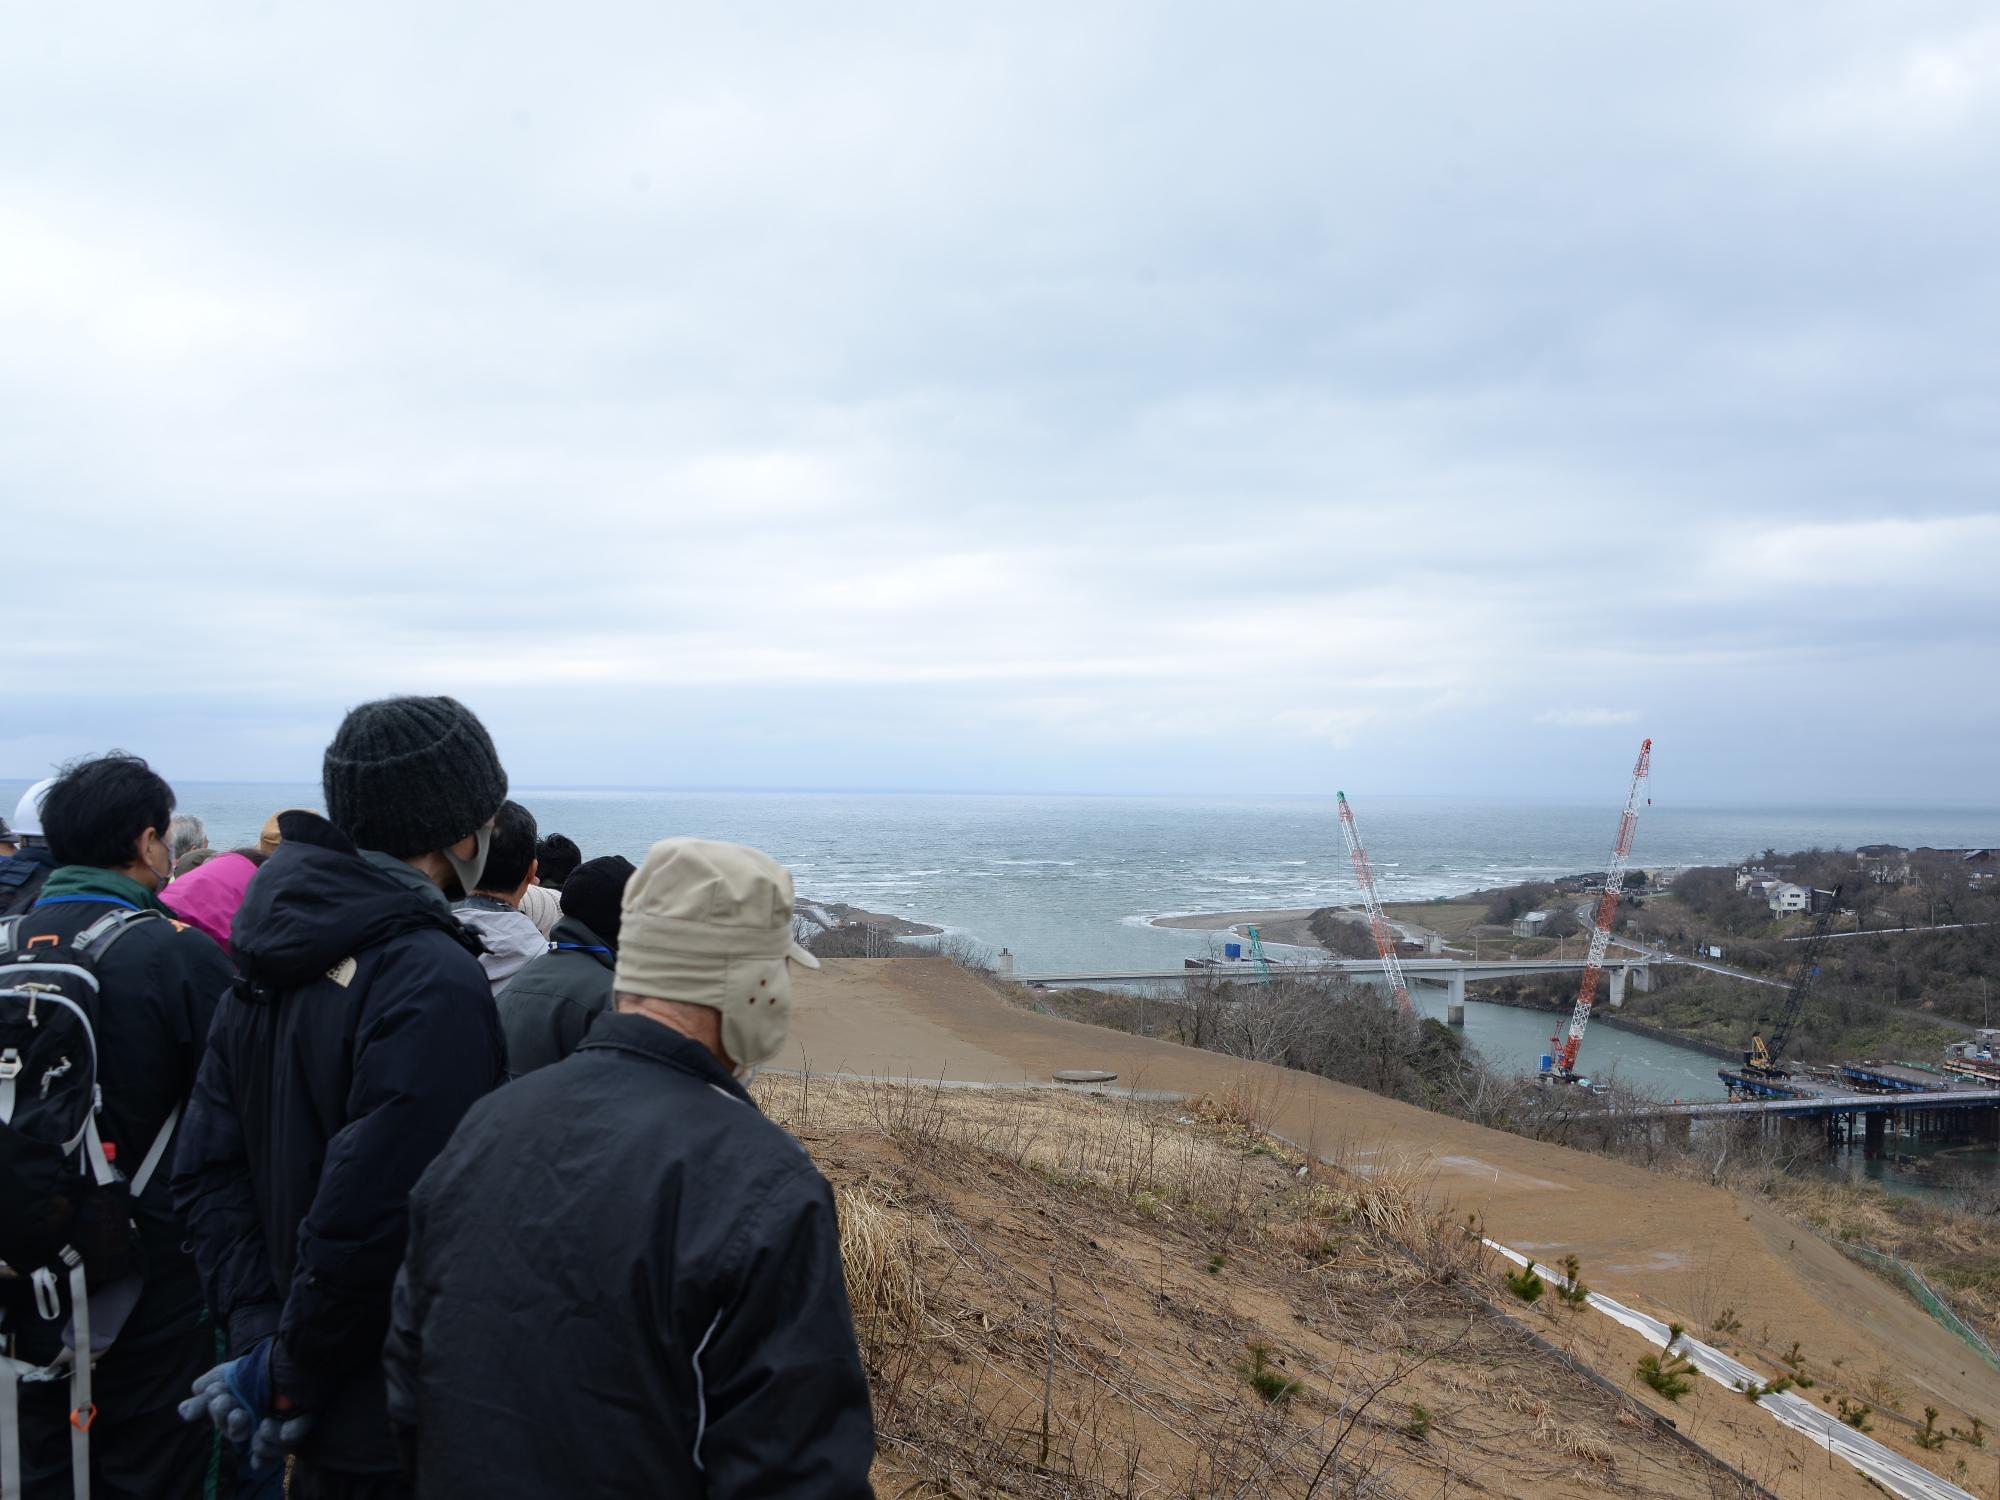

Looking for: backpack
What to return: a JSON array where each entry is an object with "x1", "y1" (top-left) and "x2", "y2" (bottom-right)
[{"x1": 0, "y1": 906, "x2": 179, "y2": 1500}]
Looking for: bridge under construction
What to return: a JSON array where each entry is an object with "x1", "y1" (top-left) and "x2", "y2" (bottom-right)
[{"x1": 1680, "y1": 1060, "x2": 2000, "y2": 1155}]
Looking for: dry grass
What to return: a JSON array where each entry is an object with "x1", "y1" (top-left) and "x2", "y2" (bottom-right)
[
  {"x1": 754, "y1": 1071, "x2": 1767, "y2": 1499},
  {"x1": 1759, "y1": 1173, "x2": 2000, "y2": 1343}
]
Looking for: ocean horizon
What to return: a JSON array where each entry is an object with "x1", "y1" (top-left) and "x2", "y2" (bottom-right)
[{"x1": 10, "y1": 779, "x2": 1993, "y2": 976}]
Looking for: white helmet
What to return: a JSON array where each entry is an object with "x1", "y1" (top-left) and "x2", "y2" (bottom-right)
[{"x1": 11, "y1": 778, "x2": 56, "y2": 840}]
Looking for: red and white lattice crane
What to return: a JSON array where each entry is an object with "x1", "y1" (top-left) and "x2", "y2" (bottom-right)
[
  {"x1": 1336, "y1": 792, "x2": 1414, "y2": 1012},
  {"x1": 1548, "y1": 737, "x2": 1653, "y2": 1081}
]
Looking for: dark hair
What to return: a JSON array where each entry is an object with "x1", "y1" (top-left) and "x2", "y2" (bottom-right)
[
  {"x1": 535, "y1": 832, "x2": 582, "y2": 888},
  {"x1": 476, "y1": 799, "x2": 540, "y2": 895},
  {"x1": 41, "y1": 753, "x2": 175, "y2": 871}
]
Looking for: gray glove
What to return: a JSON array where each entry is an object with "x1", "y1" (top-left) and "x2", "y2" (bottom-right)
[
  {"x1": 251, "y1": 1411, "x2": 315, "y2": 1469},
  {"x1": 177, "y1": 1362, "x2": 253, "y2": 1444}
]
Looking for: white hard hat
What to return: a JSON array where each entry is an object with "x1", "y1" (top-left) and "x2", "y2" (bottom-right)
[{"x1": 11, "y1": 778, "x2": 56, "y2": 840}]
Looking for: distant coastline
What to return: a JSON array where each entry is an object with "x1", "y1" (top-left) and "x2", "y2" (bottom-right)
[{"x1": 1146, "y1": 907, "x2": 1323, "y2": 947}]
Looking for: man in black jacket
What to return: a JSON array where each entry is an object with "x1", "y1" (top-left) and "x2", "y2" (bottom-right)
[
  {"x1": 0, "y1": 778, "x2": 58, "y2": 915},
  {"x1": 385, "y1": 838, "x2": 874, "y2": 1498},
  {"x1": 1, "y1": 755, "x2": 234, "y2": 1499},
  {"x1": 494, "y1": 852, "x2": 634, "y2": 1073},
  {"x1": 173, "y1": 697, "x2": 510, "y2": 1499}
]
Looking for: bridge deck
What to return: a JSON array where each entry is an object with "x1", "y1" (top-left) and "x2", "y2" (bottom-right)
[
  {"x1": 1645, "y1": 1086, "x2": 2000, "y2": 1119},
  {"x1": 1013, "y1": 957, "x2": 1645, "y2": 985}
]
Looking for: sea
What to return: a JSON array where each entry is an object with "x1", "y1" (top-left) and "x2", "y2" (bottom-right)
[{"x1": 10, "y1": 781, "x2": 1997, "y2": 1192}]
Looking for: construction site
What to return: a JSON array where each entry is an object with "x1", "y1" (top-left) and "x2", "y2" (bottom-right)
[{"x1": 772, "y1": 739, "x2": 2000, "y2": 1499}]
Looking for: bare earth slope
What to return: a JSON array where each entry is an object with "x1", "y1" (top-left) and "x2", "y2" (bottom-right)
[{"x1": 782, "y1": 959, "x2": 2000, "y2": 1478}]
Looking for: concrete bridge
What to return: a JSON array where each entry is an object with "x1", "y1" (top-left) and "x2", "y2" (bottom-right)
[{"x1": 1005, "y1": 955, "x2": 1655, "y2": 1008}]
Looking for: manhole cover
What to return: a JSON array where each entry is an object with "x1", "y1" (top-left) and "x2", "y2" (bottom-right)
[{"x1": 1052, "y1": 1069, "x2": 1117, "y2": 1084}]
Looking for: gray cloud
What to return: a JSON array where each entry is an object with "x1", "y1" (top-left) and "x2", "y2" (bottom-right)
[{"x1": 3, "y1": 2, "x2": 1996, "y2": 799}]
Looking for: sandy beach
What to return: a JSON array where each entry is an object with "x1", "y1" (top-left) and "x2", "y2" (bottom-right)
[{"x1": 1147, "y1": 906, "x2": 1327, "y2": 948}]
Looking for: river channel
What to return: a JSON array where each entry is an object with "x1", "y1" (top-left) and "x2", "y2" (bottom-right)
[{"x1": 1409, "y1": 986, "x2": 1974, "y2": 1204}]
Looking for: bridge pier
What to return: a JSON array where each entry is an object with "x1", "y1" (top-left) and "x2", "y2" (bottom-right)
[
  {"x1": 1607, "y1": 967, "x2": 1627, "y2": 1010},
  {"x1": 1629, "y1": 962, "x2": 1652, "y2": 993},
  {"x1": 1865, "y1": 1112, "x2": 1886, "y2": 1159}
]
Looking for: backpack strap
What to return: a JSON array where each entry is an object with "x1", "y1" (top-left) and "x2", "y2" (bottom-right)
[
  {"x1": 71, "y1": 907, "x2": 161, "y2": 961},
  {"x1": 0, "y1": 1252, "x2": 94, "y2": 1500},
  {"x1": 128, "y1": 1103, "x2": 181, "y2": 1198}
]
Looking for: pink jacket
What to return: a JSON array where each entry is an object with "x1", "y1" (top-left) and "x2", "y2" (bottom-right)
[{"x1": 163, "y1": 852, "x2": 260, "y2": 950}]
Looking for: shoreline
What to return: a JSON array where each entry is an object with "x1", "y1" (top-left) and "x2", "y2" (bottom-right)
[
  {"x1": 1145, "y1": 906, "x2": 1324, "y2": 947},
  {"x1": 795, "y1": 898, "x2": 942, "y2": 939}
]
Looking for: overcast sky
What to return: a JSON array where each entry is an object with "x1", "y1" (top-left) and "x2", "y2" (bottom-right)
[{"x1": 5, "y1": 3, "x2": 1996, "y2": 801}]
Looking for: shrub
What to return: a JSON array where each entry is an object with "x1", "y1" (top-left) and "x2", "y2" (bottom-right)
[
  {"x1": 1638, "y1": 1325, "x2": 1696, "y2": 1401},
  {"x1": 1403, "y1": 1403, "x2": 1432, "y2": 1441},
  {"x1": 1235, "y1": 1343, "x2": 1302, "y2": 1405},
  {"x1": 1504, "y1": 1260, "x2": 1546, "y2": 1304},
  {"x1": 1555, "y1": 1253, "x2": 1589, "y2": 1307}
]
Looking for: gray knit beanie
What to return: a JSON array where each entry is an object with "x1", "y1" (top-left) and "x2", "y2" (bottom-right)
[{"x1": 322, "y1": 696, "x2": 509, "y2": 857}]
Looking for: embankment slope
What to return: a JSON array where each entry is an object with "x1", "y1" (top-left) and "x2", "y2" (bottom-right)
[{"x1": 784, "y1": 958, "x2": 2000, "y2": 1443}]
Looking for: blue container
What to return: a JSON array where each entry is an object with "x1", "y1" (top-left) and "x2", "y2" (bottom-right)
[
  {"x1": 1223, "y1": 941, "x2": 1243, "y2": 960},
  {"x1": 1539, "y1": 1054, "x2": 1555, "y2": 1074}
]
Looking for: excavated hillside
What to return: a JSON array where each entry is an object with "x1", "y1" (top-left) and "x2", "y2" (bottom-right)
[
  {"x1": 769, "y1": 957, "x2": 2000, "y2": 1498},
  {"x1": 757, "y1": 1073, "x2": 1784, "y2": 1498}
]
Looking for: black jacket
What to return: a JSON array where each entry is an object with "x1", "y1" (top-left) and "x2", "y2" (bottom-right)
[
  {"x1": 384, "y1": 1014, "x2": 875, "y2": 1498},
  {"x1": 0, "y1": 881, "x2": 232, "y2": 1363},
  {"x1": 0, "y1": 843, "x2": 55, "y2": 915},
  {"x1": 172, "y1": 813, "x2": 506, "y2": 1475},
  {"x1": 493, "y1": 914, "x2": 614, "y2": 1074}
]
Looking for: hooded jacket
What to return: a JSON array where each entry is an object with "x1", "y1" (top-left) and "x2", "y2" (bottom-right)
[
  {"x1": 452, "y1": 894, "x2": 545, "y2": 995},
  {"x1": 172, "y1": 812, "x2": 507, "y2": 1475},
  {"x1": 161, "y1": 849, "x2": 260, "y2": 949},
  {"x1": 384, "y1": 1013, "x2": 875, "y2": 1497},
  {"x1": 492, "y1": 914, "x2": 614, "y2": 1074}
]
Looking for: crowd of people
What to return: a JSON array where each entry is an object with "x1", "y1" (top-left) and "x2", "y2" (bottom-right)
[{"x1": 0, "y1": 696, "x2": 873, "y2": 1499}]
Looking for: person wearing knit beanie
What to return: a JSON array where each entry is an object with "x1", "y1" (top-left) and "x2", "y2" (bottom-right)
[
  {"x1": 176, "y1": 697, "x2": 512, "y2": 1488},
  {"x1": 322, "y1": 695, "x2": 508, "y2": 860}
]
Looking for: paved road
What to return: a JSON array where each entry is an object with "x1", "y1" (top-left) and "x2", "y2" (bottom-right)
[
  {"x1": 1604, "y1": 932, "x2": 1785, "y2": 987},
  {"x1": 1787, "y1": 921, "x2": 1994, "y2": 942}
]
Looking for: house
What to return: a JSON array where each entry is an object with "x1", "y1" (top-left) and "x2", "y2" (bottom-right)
[
  {"x1": 1809, "y1": 887, "x2": 1839, "y2": 915},
  {"x1": 1737, "y1": 866, "x2": 1783, "y2": 893},
  {"x1": 1767, "y1": 882, "x2": 1811, "y2": 914},
  {"x1": 1512, "y1": 911, "x2": 1550, "y2": 938},
  {"x1": 1855, "y1": 843, "x2": 1908, "y2": 882},
  {"x1": 1964, "y1": 850, "x2": 1996, "y2": 885}
]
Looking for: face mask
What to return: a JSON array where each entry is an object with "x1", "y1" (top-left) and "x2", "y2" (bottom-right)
[
  {"x1": 442, "y1": 824, "x2": 493, "y2": 901},
  {"x1": 146, "y1": 837, "x2": 173, "y2": 891}
]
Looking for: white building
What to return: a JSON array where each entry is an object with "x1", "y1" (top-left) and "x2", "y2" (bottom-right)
[
  {"x1": 1512, "y1": 911, "x2": 1550, "y2": 937},
  {"x1": 1767, "y1": 882, "x2": 1810, "y2": 914}
]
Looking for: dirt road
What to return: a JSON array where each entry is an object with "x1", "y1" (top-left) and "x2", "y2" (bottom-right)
[{"x1": 783, "y1": 957, "x2": 2000, "y2": 1439}]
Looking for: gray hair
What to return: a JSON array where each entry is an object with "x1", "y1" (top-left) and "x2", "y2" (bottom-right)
[{"x1": 167, "y1": 813, "x2": 209, "y2": 860}]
